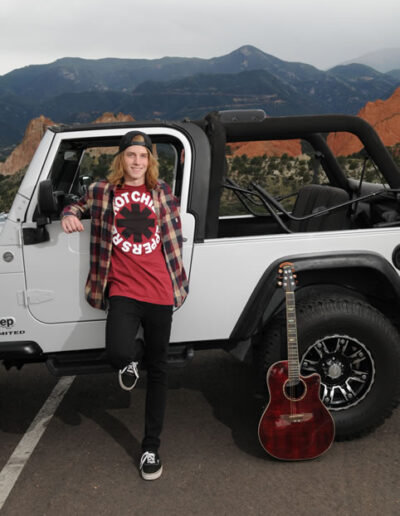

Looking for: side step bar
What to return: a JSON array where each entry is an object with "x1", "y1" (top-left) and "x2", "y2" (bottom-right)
[
  {"x1": 46, "y1": 346, "x2": 194, "y2": 377},
  {"x1": 46, "y1": 351, "x2": 113, "y2": 377}
]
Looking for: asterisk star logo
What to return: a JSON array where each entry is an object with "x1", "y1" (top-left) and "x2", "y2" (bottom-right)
[{"x1": 117, "y1": 205, "x2": 155, "y2": 243}]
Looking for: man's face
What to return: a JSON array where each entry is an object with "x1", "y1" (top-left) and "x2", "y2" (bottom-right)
[{"x1": 122, "y1": 145, "x2": 149, "y2": 186}]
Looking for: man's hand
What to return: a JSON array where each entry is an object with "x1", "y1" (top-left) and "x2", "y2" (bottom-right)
[{"x1": 61, "y1": 215, "x2": 85, "y2": 233}]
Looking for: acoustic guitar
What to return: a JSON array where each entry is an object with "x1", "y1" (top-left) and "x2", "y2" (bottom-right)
[{"x1": 258, "y1": 262, "x2": 335, "y2": 460}]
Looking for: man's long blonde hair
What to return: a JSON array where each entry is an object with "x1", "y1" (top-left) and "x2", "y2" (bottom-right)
[{"x1": 108, "y1": 134, "x2": 159, "y2": 190}]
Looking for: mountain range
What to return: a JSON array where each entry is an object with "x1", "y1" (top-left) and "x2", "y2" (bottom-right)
[
  {"x1": 2, "y1": 84, "x2": 400, "y2": 178},
  {"x1": 0, "y1": 45, "x2": 399, "y2": 148}
]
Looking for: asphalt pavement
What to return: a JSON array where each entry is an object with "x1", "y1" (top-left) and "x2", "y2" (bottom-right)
[{"x1": 0, "y1": 349, "x2": 399, "y2": 516}]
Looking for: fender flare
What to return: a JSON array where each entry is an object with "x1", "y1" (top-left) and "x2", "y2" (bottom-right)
[{"x1": 230, "y1": 250, "x2": 400, "y2": 341}]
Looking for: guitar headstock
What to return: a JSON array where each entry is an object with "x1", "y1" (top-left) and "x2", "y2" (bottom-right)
[{"x1": 277, "y1": 261, "x2": 297, "y2": 292}]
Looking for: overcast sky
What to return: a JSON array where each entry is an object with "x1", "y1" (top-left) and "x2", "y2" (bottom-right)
[{"x1": 1, "y1": 0, "x2": 399, "y2": 76}]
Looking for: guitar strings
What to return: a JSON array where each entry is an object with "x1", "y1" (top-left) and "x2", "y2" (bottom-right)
[{"x1": 285, "y1": 271, "x2": 297, "y2": 417}]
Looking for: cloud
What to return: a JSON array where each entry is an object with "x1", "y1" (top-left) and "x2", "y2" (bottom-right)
[{"x1": 0, "y1": 0, "x2": 400, "y2": 75}]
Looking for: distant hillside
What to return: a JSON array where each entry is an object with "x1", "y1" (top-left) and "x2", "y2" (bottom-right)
[
  {"x1": 341, "y1": 48, "x2": 400, "y2": 73},
  {"x1": 388, "y1": 69, "x2": 400, "y2": 80},
  {"x1": 0, "y1": 46, "x2": 290, "y2": 101},
  {"x1": 0, "y1": 45, "x2": 399, "y2": 147},
  {"x1": 129, "y1": 69, "x2": 322, "y2": 119}
]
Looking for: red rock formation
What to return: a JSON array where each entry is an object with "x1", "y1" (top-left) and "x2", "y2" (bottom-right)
[
  {"x1": 93, "y1": 112, "x2": 135, "y2": 123},
  {"x1": 328, "y1": 87, "x2": 400, "y2": 156},
  {"x1": 88, "y1": 113, "x2": 136, "y2": 158},
  {"x1": 0, "y1": 112, "x2": 136, "y2": 176},
  {"x1": 0, "y1": 115, "x2": 55, "y2": 175},
  {"x1": 229, "y1": 139, "x2": 302, "y2": 157}
]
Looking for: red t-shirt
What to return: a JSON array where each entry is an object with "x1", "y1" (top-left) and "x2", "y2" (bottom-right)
[{"x1": 108, "y1": 184, "x2": 174, "y2": 305}]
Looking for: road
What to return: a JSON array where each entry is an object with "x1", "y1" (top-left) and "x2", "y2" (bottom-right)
[{"x1": 0, "y1": 350, "x2": 399, "y2": 516}]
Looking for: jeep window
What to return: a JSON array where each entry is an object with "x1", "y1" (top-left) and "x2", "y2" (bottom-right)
[
  {"x1": 332, "y1": 132, "x2": 387, "y2": 188},
  {"x1": 220, "y1": 138, "x2": 328, "y2": 218},
  {"x1": 217, "y1": 137, "x2": 337, "y2": 238},
  {"x1": 78, "y1": 143, "x2": 178, "y2": 188},
  {"x1": 217, "y1": 132, "x2": 400, "y2": 238},
  {"x1": 48, "y1": 136, "x2": 183, "y2": 218}
]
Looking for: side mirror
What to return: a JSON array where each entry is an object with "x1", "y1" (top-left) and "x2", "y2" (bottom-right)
[
  {"x1": 37, "y1": 179, "x2": 61, "y2": 218},
  {"x1": 23, "y1": 180, "x2": 60, "y2": 245}
]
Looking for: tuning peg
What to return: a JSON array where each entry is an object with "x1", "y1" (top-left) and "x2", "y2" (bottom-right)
[{"x1": 277, "y1": 280, "x2": 283, "y2": 286}]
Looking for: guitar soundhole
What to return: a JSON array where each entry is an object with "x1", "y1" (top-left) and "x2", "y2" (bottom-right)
[{"x1": 284, "y1": 379, "x2": 306, "y2": 400}]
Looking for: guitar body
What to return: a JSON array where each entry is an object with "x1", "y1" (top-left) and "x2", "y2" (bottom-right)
[{"x1": 258, "y1": 360, "x2": 335, "y2": 461}]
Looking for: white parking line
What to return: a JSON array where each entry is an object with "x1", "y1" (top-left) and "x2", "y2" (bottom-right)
[{"x1": 0, "y1": 375, "x2": 75, "y2": 510}]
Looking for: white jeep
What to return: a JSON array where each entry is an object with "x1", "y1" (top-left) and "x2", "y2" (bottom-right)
[{"x1": 1, "y1": 109, "x2": 400, "y2": 440}]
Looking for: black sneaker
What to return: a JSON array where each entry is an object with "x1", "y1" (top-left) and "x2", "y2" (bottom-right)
[
  {"x1": 140, "y1": 451, "x2": 163, "y2": 480},
  {"x1": 118, "y1": 361, "x2": 139, "y2": 391}
]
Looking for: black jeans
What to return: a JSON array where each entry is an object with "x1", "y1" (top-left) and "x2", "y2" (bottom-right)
[{"x1": 106, "y1": 296, "x2": 173, "y2": 452}]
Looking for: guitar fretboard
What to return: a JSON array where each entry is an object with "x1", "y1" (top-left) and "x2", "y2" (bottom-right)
[{"x1": 286, "y1": 291, "x2": 300, "y2": 383}]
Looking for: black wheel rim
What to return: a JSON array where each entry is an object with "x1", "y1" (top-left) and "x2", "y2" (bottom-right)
[{"x1": 300, "y1": 334, "x2": 375, "y2": 411}]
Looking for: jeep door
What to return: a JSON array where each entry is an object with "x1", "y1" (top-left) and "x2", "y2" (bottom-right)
[{"x1": 21, "y1": 127, "x2": 195, "y2": 351}]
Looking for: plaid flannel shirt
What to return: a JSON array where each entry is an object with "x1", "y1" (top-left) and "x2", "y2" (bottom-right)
[{"x1": 61, "y1": 179, "x2": 189, "y2": 309}]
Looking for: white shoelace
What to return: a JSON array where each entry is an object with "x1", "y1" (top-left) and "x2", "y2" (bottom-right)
[
  {"x1": 140, "y1": 451, "x2": 156, "y2": 469},
  {"x1": 125, "y1": 362, "x2": 138, "y2": 376}
]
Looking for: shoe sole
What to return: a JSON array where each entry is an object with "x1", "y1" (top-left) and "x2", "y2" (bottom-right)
[{"x1": 141, "y1": 465, "x2": 163, "y2": 481}]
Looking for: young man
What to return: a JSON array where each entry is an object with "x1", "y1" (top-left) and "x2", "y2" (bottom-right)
[{"x1": 61, "y1": 130, "x2": 188, "y2": 480}]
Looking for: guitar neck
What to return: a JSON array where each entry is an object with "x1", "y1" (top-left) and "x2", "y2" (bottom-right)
[{"x1": 286, "y1": 291, "x2": 300, "y2": 383}]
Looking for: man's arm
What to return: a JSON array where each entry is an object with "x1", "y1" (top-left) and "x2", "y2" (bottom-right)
[{"x1": 61, "y1": 187, "x2": 92, "y2": 234}]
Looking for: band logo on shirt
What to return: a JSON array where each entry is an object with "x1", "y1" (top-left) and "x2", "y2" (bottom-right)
[{"x1": 112, "y1": 190, "x2": 160, "y2": 255}]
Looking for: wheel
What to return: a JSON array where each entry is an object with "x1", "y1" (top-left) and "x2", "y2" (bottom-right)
[{"x1": 255, "y1": 295, "x2": 400, "y2": 440}]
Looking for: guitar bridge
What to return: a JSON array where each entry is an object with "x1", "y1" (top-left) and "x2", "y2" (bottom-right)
[{"x1": 280, "y1": 413, "x2": 313, "y2": 423}]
